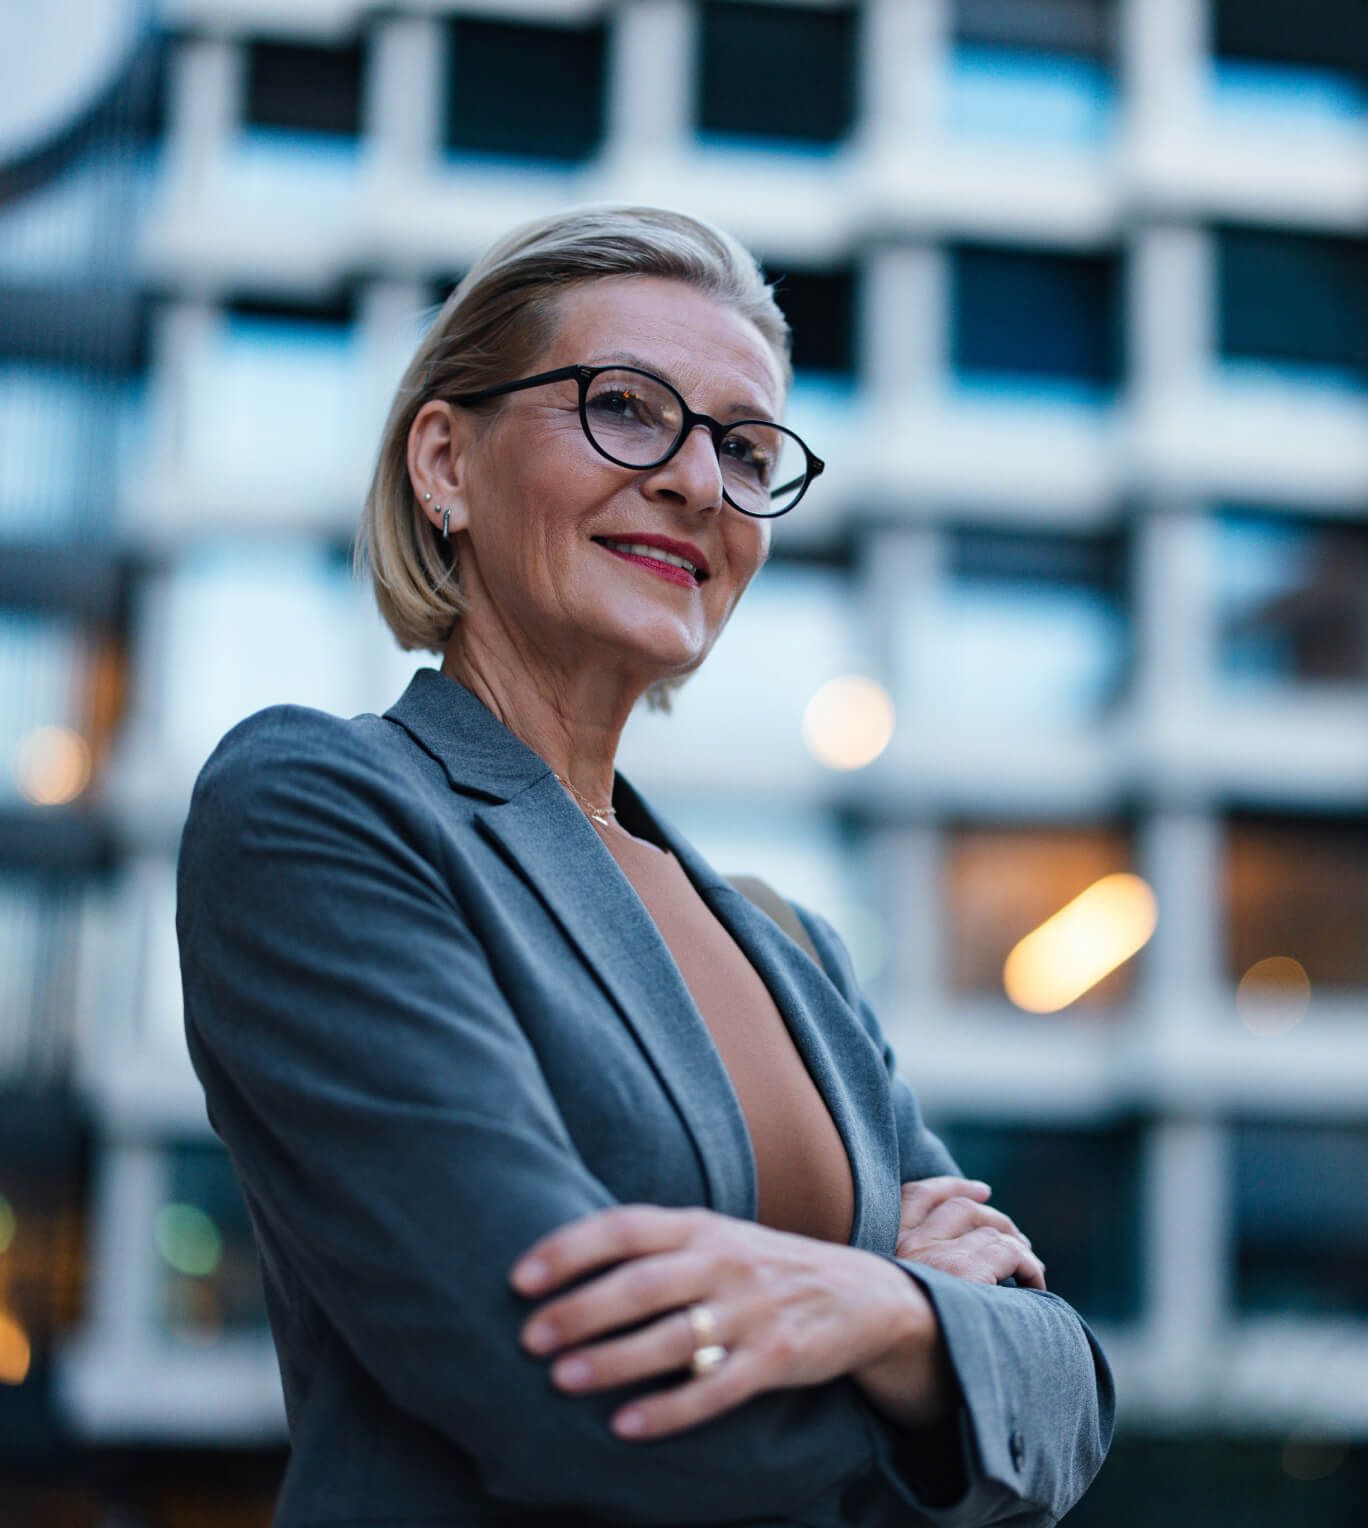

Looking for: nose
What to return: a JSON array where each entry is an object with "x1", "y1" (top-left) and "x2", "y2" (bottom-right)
[{"x1": 646, "y1": 423, "x2": 725, "y2": 512}]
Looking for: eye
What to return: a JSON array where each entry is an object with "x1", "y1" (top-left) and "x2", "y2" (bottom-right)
[
  {"x1": 587, "y1": 386, "x2": 658, "y2": 426},
  {"x1": 721, "y1": 429, "x2": 774, "y2": 480}
]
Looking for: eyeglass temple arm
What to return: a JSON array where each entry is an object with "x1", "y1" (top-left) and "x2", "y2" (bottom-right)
[
  {"x1": 770, "y1": 452, "x2": 824, "y2": 499},
  {"x1": 451, "y1": 365, "x2": 584, "y2": 406}
]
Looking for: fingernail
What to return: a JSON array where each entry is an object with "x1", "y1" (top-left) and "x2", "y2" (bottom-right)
[
  {"x1": 525, "y1": 1321, "x2": 557, "y2": 1353},
  {"x1": 514, "y1": 1258, "x2": 549, "y2": 1291},
  {"x1": 554, "y1": 1357, "x2": 591, "y2": 1387},
  {"x1": 615, "y1": 1408, "x2": 646, "y2": 1436}
]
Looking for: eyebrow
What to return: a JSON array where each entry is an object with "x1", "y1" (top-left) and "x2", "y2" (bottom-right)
[{"x1": 589, "y1": 351, "x2": 777, "y2": 420}]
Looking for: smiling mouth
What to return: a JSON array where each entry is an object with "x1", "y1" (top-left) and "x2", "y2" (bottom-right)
[{"x1": 591, "y1": 537, "x2": 707, "y2": 586}]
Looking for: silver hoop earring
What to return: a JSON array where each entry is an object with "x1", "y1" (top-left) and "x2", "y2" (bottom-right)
[{"x1": 442, "y1": 507, "x2": 451, "y2": 539}]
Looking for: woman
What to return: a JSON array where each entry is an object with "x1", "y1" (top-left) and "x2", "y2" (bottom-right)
[{"x1": 175, "y1": 205, "x2": 1114, "y2": 1527}]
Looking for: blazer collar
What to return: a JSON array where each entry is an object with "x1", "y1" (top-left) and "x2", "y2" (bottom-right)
[{"x1": 382, "y1": 666, "x2": 897, "y2": 1254}]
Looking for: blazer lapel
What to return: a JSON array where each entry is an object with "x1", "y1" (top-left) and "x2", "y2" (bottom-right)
[
  {"x1": 640, "y1": 789, "x2": 900, "y2": 1256},
  {"x1": 382, "y1": 666, "x2": 897, "y2": 1254}
]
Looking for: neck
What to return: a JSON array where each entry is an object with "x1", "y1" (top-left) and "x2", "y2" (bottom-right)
[{"x1": 440, "y1": 624, "x2": 650, "y2": 809}]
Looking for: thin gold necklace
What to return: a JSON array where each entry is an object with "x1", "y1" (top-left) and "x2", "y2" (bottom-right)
[{"x1": 552, "y1": 771, "x2": 616, "y2": 827}]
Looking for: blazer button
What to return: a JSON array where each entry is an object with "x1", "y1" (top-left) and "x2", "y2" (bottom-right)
[{"x1": 1009, "y1": 1428, "x2": 1027, "y2": 1472}]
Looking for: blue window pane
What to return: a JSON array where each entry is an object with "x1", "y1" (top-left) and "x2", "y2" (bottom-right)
[
  {"x1": 918, "y1": 527, "x2": 1129, "y2": 724},
  {"x1": 1234, "y1": 1121, "x2": 1368, "y2": 1317},
  {"x1": 1208, "y1": 59, "x2": 1368, "y2": 128},
  {"x1": 183, "y1": 300, "x2": 359, "y2": 497},
  {"x1": 930, "y1": 1118, "x2": 1144, "y2": 1324},
  {"x1": 221, "y1": 128, "x2": 363, "y2": 225},
  {"x1": 1217, "y1": 227, "x2": 1368, "y2": 391},
  {"x1": 0, "y1": 365, "x2": 89, "y2": 529},
  {"x1": 781, "y1": 373, "x2": 861, "y2": 490},
  {"x1": 946, "y1": 45, "x2": 1116, "y2": 147},
  {"x1": 159, "y1": 540, "x2": 365, "y2": 769},
  {"x1": 1214, "y1": 511, "x2": 1368, "y2": 688},
  {"x1": 951, "y1": 245, "x2": 1123, "y2": 400}
]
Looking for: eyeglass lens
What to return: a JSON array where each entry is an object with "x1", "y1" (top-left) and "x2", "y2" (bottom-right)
[{"x1": 582, "y1": 368, "x2": 807, "y2": 516}]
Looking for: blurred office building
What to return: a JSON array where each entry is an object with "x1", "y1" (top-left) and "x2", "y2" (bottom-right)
[{"x1": 1, "y1": 0, "x2": 1366, "y2": 1522}]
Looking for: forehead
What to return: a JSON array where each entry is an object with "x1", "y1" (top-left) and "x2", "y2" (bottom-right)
[{"x1": 544, "y1": 275, "x2": 785, "y2": 416}]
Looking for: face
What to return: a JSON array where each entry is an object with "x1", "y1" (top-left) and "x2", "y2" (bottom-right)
[{"x1": 419, "y1": 275, "x2": 786, "y2": 697}]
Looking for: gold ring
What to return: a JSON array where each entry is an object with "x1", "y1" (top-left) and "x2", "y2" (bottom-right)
[{"x1": 686, "y1": 1303, "x2": 728, "y2": 1376}]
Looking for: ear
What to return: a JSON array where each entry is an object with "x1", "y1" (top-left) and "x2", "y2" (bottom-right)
[{"x1": 407, "y1": 400, "x2": 478, "y2": 538}]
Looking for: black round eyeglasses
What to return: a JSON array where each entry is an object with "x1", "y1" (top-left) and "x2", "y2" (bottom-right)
[{"x1": 447, "y1": 363, "x2": 824, "y2": 518}]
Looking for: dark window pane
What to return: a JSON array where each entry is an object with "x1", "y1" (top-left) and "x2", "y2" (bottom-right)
[
  {"x1": 158, "y1": 1143, "x2": 268, "y2": 1338},
  {"x1": 930, "y1": 1118, "x2": 1144, "y2": 1322},
  {"x1": 697, "y1": 1, "x2": 857, "y2": 145},
  {"x1": 1217, "y1": 227, "x2": 1368, "y2": 381},
  {"x1": 1234, "y1": 1120, "x2": 1368, "y2": 1316},
  {"x1": 950, "y1": 523, "x2": 1125, "y2": 586},
  {"x1": 225, "y1": 288, "x2": 358, "y2": 328},
  {"x1": 944, "y1": 821, "x2": 1141, "y2": 1010},
  {"x1": 951, "y1": 244, "x2": 1123, "y2": 389},
  {"x1": 0, "y1": 873, "x2": 89, "y2": 1085},
  {"x1": 0, "y1": 1092, "x2": 90, "y2": 1358},
  {"x1": 432, "y1": 269, "x2": 468, "y2": 308},
  {"x1": 1213, "y1": 0, "x2": 1368, "y2": 80},
  {"x1": 766, "y1": 266, "x2": 857, "y2": 377},
  {"x1": 244, "y1": 39, "x2": 365, "y2": 137},
  {"x1": 1225, "y1": 812, "x2": 1368, "y2": 989},
  {"x1": 955, "y1": 0, "x2": 1115, "y2": 59},
  {"x1": 444, "y1": 18, "x2": 606, "y2": 163},
  {"x1": 1215, "y1": 510, "x2": 1368, "y2": 687}
]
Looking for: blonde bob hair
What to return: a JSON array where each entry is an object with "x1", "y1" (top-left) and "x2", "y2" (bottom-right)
[{"x1": 353, "y1": 203, "x2": 793, "y2": 713}]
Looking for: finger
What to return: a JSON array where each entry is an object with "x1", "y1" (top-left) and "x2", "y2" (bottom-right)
[
  {"x1": 510, "y1": 1203, "x2": 701, "y2": 1296},
  {"x1": 523, "y1": 1249, "x2": 705, "y2": 1357},
  {"x1": 609, "y1": 1345, "x2": 763, "y2": 1442},
  {"x1": 899, "y1": 1176, "x2": 992, "y2": 1225},
  {"x1": 922, "y1": 1195, "x2": 1033, "y2": 1249},
  {"x1": 1011, "y1": 1240, "x2": 1049, "y2": 1290},
  {"x1": 955, "y1": 1227, "x2": 1047, "y2": 1288},
  {"x1": 1016, "y1": 1260, "x2": 1049, "y2": 1291},
  {"x1": 549, "y1": 1288, "x2": 728, "y2": 1396}
]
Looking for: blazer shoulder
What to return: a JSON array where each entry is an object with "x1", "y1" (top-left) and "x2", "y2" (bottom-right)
[
  {"x1": 186, "y1": 702, "x2": 430, "y2": 835},
  {"x1": 197, "y1": 701, "x2": 414, "y2": 783},
  {"x1": 177, "y1": 704, "x2": 448, "y2": 933}
]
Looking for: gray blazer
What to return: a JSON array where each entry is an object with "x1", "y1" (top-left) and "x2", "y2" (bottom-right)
[{"x1": 175, "y1": 665, "x2": 1114, "y2": 1528}]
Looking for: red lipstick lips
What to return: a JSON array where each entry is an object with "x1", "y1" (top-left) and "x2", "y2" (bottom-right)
[{"x1": 592, "y1": 533, "x2": 710, "y2": 583}]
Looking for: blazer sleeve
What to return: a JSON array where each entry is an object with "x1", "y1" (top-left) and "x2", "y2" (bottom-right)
[
  {"x1": 176, "y1": 704, "x2": 911, "y2": 1528},
  {"x1": 791, "y1": 900, "x2": 1117, "y2": 1528}
]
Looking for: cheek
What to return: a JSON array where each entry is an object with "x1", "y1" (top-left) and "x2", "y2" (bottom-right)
[
  {"x1": 727, "y1": 523, "x2": 770, "y2": 586},
  {"x1": 484, "y1": 439, "x2": 606, "y2": 560}
]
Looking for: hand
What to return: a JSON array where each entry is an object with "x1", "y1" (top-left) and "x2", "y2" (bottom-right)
[
  {"x1": 896, "y1": 1176, "x2": 1047, "y2": 1290},
  {"x1": 508, "y1": 1203, "x2": 938, "y2": 1442}
]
